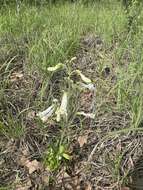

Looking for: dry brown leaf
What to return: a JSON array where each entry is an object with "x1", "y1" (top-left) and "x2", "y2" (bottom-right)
[
  {"x1": 85, "y1": 182, "x2": 92, "y2": 190},
  {"x1": 42, "y1": 174, "x2": 50, "y2": 184},
  {"x1": 27, "y1": 111, "x2": 36, "y2": 119},
  {"x1": 10, "y1": 71, "x2": 24, "y2": 82},
  {"x1": 25, "y1": 159, "x2": 41, "y2": 174},
  {"x1": 16, "y1": 179, "x2": 32, "y2": 190},
  {"x1": 121, "y1": 187, "x2": 130, "y2": 190},
  {"x1": 19, "y1": 156, "x2": 28, "y2": 166},
  {"x1": 116, "y1": 141, "x2": 122, "y2": 152},
  {"x1": 56, "y1": 167, "x2": 71, "y2": 184},
  {"x1": 19, "y1": 156, "x2": 41, "y2": 174},
  {"x1": 78, "y1": 135, "x2": 88, "y2": 148},
  {"x1": 22, "y1": 148, "x2": 29, "y2": 156}
]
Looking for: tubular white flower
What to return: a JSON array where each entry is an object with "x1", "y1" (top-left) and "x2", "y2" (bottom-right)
[
  {"x1": 79, "y1": 82, "x2": 95, "y2": 91},
  {"x1": 37, "y1": 105, "x2": 55, "y2": 122},
  {"x1": 77, "y1": 111, "x2": 95, "y2": 119},
  {"x1": 56, "y1": 91, "x2": 68, "y2": 122},
  {"x1": 37, "y1": 99, "x2": 58, "y2": 122}
]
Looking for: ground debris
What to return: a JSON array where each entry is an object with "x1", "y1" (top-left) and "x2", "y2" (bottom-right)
[
  {"x1": 78, "y1": 135, "x2": 88, "y2": 148},
  {"x1": 19, "y1": 157, "x2": 42, "y2": 174},
  {"x1": 15, "y1": 179, "x2": 32, "y2": 190}
]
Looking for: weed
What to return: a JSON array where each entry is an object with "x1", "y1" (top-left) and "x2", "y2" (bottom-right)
[{"x1": 43, "y1": 142, "x2": 70, "y2": 171}]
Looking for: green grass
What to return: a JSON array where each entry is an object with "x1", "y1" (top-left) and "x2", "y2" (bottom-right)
[
  {"x1": 0, "y1": 114, "x2": 25, "y2": 139},
  {"x1": 0, "y1": 1, "x2": 126, "y2": 70}
]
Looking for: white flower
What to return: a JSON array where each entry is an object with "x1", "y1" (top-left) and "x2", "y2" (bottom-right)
[
  {"x1": 77, "y1": 111, "x2": 95, "y2": 119},
  {"x1": 56, "y1": 107, "x2": 61, "y2": 122},
  {"x1": 37, "y1": 99, "x2": 58, "y2": 122},
  {"x1": 56, "y1": 91, "x2": 68, "y2": 122},
  {"x1": 79, "y1": 82, "x2": 95, "y2": 91}
]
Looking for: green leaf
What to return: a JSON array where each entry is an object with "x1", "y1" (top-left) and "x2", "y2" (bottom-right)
[
  {"x1": 59, "y1": 145, "x2": 65, "y2": 154},
  {"x1": 47, "y1": 63, "x2": 64, "y2": 72},
  {"x1": 62, "y1": 153, "x2": 71, "y2": 160},
  {"x1": 75, "y1": 70, "x2": 92, "y2": 84}
]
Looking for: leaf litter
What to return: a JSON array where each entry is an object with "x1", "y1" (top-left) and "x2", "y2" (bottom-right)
[{"x1": 78, "y1": 134, "x2": 88, "y2": 148}]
